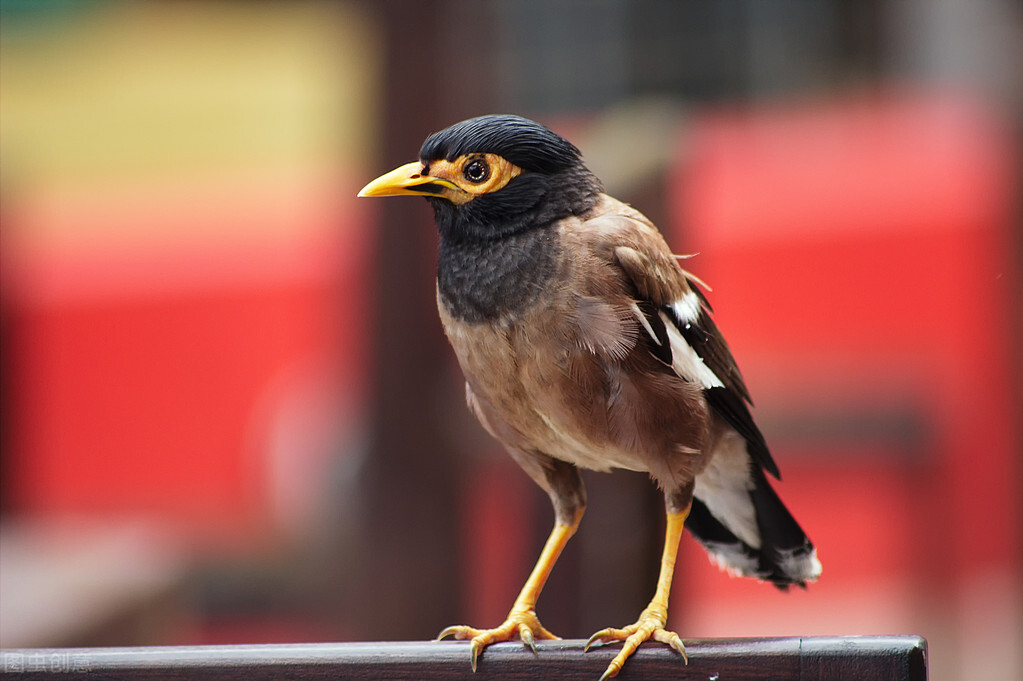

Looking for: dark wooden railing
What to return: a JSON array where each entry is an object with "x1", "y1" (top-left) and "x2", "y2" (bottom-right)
[{"x1": 1, "y1": 635, "x2": 926, "y2": 680}]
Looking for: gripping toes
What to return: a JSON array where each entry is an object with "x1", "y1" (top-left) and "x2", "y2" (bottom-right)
[
  {"x1": 437, "y1": 609, "x2": 558, "y2": 672},
  {"x1": 585, "y1": 612, "x2": 687, "y2": 680}
]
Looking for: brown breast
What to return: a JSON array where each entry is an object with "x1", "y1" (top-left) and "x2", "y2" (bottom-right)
[{"x1": 436, "y1": 206, "x2": 714, "y2": 490}]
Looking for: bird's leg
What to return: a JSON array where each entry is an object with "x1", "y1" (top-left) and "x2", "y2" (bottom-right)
[
  {"x1": 438, "y1": 508, "x2": 582, "y2": 671},
  {"x1": 586, "y1": 489, "x2": 692, "y2": 681}
]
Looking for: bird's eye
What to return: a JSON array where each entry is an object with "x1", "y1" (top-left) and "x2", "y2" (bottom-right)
[{"x1": 463, "y1": 158, "x2": 490, "y2": 183}]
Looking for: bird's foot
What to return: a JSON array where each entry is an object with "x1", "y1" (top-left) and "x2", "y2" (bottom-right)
[
  {"x1": 585, "y1": 605, "x2": 686, "y2": 680},
  {"x1": 437, "y1": 606, "x2": 559, "y2": 671}
]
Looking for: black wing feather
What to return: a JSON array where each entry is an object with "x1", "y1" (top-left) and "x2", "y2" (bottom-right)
[
  {"x1": 704, "y1": 386, "x2": 780, "y2": 479},
  {"x1": 605, "y1": 230, "x2": 780, "y2": 480},
  {"x1": 665, "y1": 292, "x2": 781, "y2": 480}
]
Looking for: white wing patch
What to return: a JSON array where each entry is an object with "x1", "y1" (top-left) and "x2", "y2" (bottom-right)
[
  {"x1": 671, "y1": 289, "x2": 702, "y2": 324},
  {"x1": 630, "y1": 293, "x2": 724, "y2": 390},
  {"x1": 660, "y1": 311, "x2": 725, "y2": 389}
]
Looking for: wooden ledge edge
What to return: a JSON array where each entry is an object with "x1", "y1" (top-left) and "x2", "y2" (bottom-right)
[{"x1": 1, "y1": 635, "x2": 927, "y2": 680}]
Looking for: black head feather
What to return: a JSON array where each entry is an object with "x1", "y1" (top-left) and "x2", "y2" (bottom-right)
[
  {"x1": 420, "y1": 114, "x2": 583, "y2": 174},
  {"x1": 420, "y1": 114, "x2": 601, "y2": 240},
  {"x1": 424, "y1": 115, "x2": 602, "y2": 322}
]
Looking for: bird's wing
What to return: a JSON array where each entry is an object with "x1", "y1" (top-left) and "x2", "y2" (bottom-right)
[{"x1": 582, "y1": 208, "x2": 781, "y2": 479}]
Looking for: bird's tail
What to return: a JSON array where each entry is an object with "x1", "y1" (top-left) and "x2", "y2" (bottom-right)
[{"x1": 688, "y1": 439, "x2": 821, "y2": 588}]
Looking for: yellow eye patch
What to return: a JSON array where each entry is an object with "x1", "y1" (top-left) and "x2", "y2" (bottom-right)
[{"x1": 425, "y1": 153, "x2": 523, "y2": 204}]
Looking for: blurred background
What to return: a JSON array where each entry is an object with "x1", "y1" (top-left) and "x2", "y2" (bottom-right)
[{"x1": 1, "y1": 1, "x2": 1020, "y2": 680}]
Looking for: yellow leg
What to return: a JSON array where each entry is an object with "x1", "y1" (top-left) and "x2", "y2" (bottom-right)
[
  {"x1": 439, "y1": 509, "x2": 582, "y2": 671},
  {"x1": 586, "y1": 505, "x2": 690, "y2": 680}
]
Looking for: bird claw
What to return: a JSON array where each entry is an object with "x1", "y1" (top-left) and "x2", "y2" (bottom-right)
[
  {"x1": 584, "y1": 627, "x2": 611, "y2": 652},
  {"x1": 436, "y1": 625, "x2": 485, "y2": 671},
  {"x1": 519, "y1": 623, "x2": 538, "y2": 655},
  {"x1": 470, "y1": 638, "x2": 482, "y2": 672},
  {"x1": 436, "y1": 624, "x2": 479, "y2": 641},
  {"x1": 437, "y1": 607, "x2": 558, "y2": 671},
  {"x1": 585, "y1": 608, "x2": 687, "y2": 680}
]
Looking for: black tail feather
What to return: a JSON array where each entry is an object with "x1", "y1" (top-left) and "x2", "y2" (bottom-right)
[{"x1": 688, "y1": 472, "x2": 820, "y2": 587}]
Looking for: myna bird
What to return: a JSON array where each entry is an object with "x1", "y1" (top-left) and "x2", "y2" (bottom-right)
[{"x1": 359, "y1": 114, "x2": 821, "y2": 680}]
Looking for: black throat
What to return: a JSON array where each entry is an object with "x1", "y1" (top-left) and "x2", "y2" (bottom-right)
[
  {"x1": 437, "y1": 226, "x2": 560, "y2": 323},
  {"x1": 433, "y1": 167, "x2": 601, "y2": 323}
]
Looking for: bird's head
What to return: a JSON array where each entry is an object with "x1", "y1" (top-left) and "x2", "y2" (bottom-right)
[{"x1": 358, "y1": 114, "x2": 601, "y2": 239}]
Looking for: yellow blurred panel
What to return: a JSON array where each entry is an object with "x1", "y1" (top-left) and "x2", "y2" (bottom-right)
[{"x1": 0, "y1": 1, "x2": 379, "y2": 190}]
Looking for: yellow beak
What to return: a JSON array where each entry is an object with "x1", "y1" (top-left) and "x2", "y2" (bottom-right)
[{"x1": 357, "y1": 161, "x2": 459, "y2": 198}]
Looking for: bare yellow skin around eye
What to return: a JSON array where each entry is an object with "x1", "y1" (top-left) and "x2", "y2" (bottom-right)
[{"x1": 426, "y1": 153, "x2": 523, "y2": 204}]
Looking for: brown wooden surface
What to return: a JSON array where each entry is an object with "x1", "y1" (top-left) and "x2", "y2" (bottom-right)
[{"x1": 1, "y1": 635, "x2": 926, "y2": 680}]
